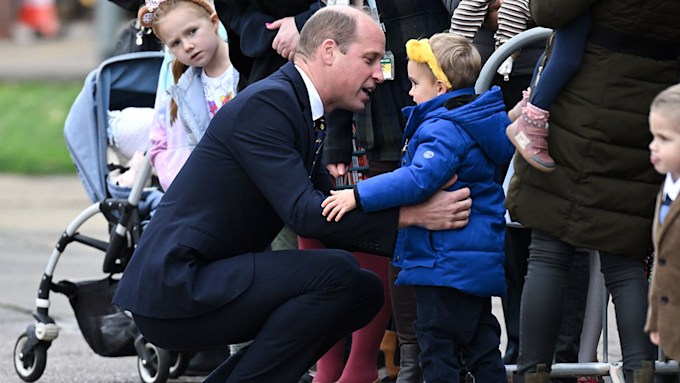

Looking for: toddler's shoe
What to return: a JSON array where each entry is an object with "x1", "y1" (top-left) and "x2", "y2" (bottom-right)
[{"x1": 506, "y1": 102, "x2": 555, "y2": 172}]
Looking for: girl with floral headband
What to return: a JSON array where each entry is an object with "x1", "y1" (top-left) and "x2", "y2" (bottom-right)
[
  {"x1": 140, "y1": 0, "x2": 239, "y2": 191},
  {"x1": 321, "y1": 32, "x2": 513, "y2": 382}
]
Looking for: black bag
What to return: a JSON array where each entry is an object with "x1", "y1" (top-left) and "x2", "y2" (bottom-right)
[
  {"x1": 113, "y1": 19, "x2": 163, "y2": 56},
  {"x1": 57, "y1": 277, "x2": 138, "y2": 357}
]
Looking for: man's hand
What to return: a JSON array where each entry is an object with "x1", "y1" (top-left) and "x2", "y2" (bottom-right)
[
  {"x1": 398, "y1": 175, "x2": 472, "y2": 230},
  {"x1": 326, "y1": 163, "x2": 348, "y2": 178},
  {"x1": 266, "y1": 17, "x2": 300, "y2": 61},
  {"x1": 649, "y1": 331, "x2": 660, "y2": 346},
  {"x1": 483, "y1": 0, "x2": 502, "y2": 31}
]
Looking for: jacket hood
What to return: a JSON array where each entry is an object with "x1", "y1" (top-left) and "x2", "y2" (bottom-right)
[{"x1": 402, "y1": 86, "x2": 514, "y2": 166}]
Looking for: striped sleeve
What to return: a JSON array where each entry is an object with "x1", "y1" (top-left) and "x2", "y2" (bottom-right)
[
  {"x1": 449, "y1": 0, "x2": 492, "y2": 41},
  {"x1": 494, "y1": 0, "x2": 531, "y2": 47}
]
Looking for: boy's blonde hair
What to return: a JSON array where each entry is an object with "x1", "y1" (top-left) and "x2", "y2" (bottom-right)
[
  {"x1": 651, "y1": 83, "x2": 680, "y2": 131},
  {"x1": 429, "y1": 33, "x2": 481, "y2": 90}
]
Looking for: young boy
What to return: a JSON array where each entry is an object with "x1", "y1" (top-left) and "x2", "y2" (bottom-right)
[
  {"x1": 645, "y1": 83, "x2": 680, "y2": 362},
  {"x1": 322, "y1": 33, "x2": 514, "y2": 382}
]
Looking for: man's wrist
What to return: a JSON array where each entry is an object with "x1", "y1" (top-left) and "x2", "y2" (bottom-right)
[{"x1": 397, "y1": 205, "x2": 415, "y2": 229}]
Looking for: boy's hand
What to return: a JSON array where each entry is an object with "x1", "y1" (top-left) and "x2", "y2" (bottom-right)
[{"x1": 321, "y1": 189, "x2": 357, "y2": 222}]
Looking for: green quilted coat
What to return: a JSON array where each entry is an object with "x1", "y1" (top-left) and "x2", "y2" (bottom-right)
[{"x1": 507, "y1": 0, "x2": 680, "y2": 259}]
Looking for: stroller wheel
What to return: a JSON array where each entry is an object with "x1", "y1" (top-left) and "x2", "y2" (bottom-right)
[
  {"x1": 137, "y1": 341, "x2": 170, "y2": 383},
  {"x1": 13, "y1": 333, "x2": 47, "y2": 382},
  {"x1": 168, "y1": 352, "x2": 190, "y2": 378}
]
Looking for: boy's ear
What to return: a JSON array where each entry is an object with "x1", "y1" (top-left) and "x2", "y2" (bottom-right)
[{"x1": 436, "y1": 80, "x2": 449, "y2": 95}]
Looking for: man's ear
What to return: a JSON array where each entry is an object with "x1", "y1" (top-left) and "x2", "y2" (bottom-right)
[
  {"x1": 436, "y1": 80, "x2": 449, "y2": 95},
  {"x1": 320, "y1": 38, "x2": 337, "y2": 65}
]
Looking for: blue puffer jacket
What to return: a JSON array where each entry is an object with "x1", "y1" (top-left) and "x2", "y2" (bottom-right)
[{"x1": 356, "y1": 86, "x2": 513, "y2": 297}]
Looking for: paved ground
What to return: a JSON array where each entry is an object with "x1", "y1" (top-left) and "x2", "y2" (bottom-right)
[{"x1": 0, "y1": 175, "x2": 202, "y2": 382}]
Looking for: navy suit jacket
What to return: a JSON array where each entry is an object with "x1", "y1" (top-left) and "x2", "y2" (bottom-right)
[{"x1": 113, "y1": 63, "x2": 399, "y2": 319}]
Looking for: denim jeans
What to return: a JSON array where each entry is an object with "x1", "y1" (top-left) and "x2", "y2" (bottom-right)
[
  {"x1": 517, "y1": 231, "x2": 655, "y2": 376},
  {"x1": 414, "y1": 286, "x2": 506, "y2": 383}
]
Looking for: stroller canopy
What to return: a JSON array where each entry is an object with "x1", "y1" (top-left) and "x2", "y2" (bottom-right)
[{"x1": 64, "y1": 51, "x2": 164, "y2": 203}]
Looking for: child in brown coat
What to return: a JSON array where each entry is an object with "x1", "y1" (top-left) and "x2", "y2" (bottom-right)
[{"x1": 645, "y1": 83, "x2": 680, "y2": 361}]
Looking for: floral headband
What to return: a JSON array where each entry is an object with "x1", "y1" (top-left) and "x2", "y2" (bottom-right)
[
  {"x1": 138, "y1": 0, "x2": 216, "y2": 28},
  {"x1": 405, "y1": 38, "x2": 452, "y2": 89}
]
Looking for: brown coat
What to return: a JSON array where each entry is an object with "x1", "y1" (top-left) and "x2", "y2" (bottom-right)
[
  {"x1": 506, "y1": 0, "x2": 680, "y2": 258},
  {"x1": 645, "y1": 190, "x2": 680, "y2": 360}
]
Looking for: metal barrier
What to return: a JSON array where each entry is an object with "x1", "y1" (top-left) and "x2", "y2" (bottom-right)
[
  {"x1": 474, "y1": 27, "x2": 680, "y2": 380},
  {"x1": 474, "y1": 27, "x2": 552, "y2": 93}
]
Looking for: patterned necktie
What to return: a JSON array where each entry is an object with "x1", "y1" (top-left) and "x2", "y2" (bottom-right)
[
  {"x1": 310, "y1": 116, "x2": 327, "y2": 177},
  {"x1": 659, "y1": 194, "x2": 672, "y2": 225}
]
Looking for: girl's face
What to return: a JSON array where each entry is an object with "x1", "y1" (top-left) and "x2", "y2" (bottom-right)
[
  {"x1": 407, "y1": 60, "x2": 445, "y2": 105},
  {"x1": 649, "y1": 110, "x2": 680, "y2": 180},
  {"x1": 156, "y1": 4, "x2": 220, "y2": 69}
]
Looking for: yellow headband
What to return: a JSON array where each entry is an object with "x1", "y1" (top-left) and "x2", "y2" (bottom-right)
[{"x1": 405, "y1": 38, "x2": 452, "y2": 89}]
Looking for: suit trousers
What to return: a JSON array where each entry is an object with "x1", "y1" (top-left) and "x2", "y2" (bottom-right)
[{"x1": 133, "y1": 249, "x2": 384, "y2": 383}]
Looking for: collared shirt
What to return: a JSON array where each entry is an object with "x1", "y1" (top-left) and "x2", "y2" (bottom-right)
[
  {"x1": 662, "y1": 173, "x2": 680, "y2": 203},
  {"x1": 294, "y1": 64, "x2": 324, "y2": 121}
]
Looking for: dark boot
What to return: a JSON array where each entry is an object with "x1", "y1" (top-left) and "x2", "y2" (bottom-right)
[
  {"x1": 396, "y1": 343, "x2": 422, "y2": 383},
  {"x1": 524, "y1": 364, "x2": 550, "y2": 383},
  {"x1": 633, "y1": 361, "x2": 654, "y2": 383}
]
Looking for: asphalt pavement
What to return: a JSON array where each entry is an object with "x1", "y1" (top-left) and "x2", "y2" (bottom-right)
[{"x1": 0, "y1": 19, "x2": 624, "y2": 382}]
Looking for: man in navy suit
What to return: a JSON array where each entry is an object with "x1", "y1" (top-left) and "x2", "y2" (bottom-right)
[{"x1": 113, "y1": 6, "x2": 471, "y2": 382}]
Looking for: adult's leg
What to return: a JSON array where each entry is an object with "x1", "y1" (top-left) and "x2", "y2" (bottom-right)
[
  {"x1": 599, "y1": 251, "x2": 656, "y2": 379},
  {"x1": 298, "y1": 238, "x2": 347, "y2": 383},
  {"x1": 338, "y1": 252, "x2": 392, "y2": 383},
  {"x1": 517, "y1": 231, "x2": 576, "y2": 374},
  {"x1": 134, "y1": 249, "x2": 384, "y2": 383},
  {"x1": 389, "y1": 263, "x2": 422, "y2": 383},
  {"x1": 579, "y1": 251, "x2": 605, "y2": 363},
  {"x1": 554, "y1": 248, "x2": 590, "y2": 366},
  {"x1": 502, "y1": 226, "x2": 530, "y2": 364}
]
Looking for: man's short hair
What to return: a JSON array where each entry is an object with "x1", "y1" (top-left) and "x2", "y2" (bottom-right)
[
  {"x1": 297, "y1": 6, "x2": 364, "y2": 59},
  {"x1": 429, "y1": 33, "x2": 481, "y2": 89}
]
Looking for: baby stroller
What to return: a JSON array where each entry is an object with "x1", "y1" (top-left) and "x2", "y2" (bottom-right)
[{"x1": 11, "y1": 51, "x2": 192, "y2": 383}]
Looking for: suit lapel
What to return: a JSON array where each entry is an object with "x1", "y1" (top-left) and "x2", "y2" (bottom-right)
[
  {"x1": 657, "y1": 190, "x2": 680, "y2": 247},
  {"x1": 280, "y1": 62, "x2": 317, "y2": 166}
]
